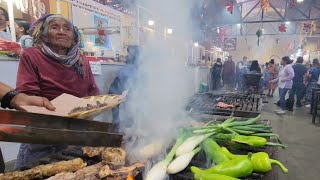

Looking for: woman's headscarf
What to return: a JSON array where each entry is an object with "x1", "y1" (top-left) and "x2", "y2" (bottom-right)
[{"x1": 29, "y1": 14, "x2": 84, "y2": 75}]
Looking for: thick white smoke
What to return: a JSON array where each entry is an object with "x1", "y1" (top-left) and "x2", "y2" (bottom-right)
[{"x1": 123, "y1": 0, "x2": 197, "y2": 168}]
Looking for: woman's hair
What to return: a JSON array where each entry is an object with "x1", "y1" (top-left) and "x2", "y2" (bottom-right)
[
  {"x1": 14, "y1": 18, "x2": 30, "y2": 35},
  {"x1": 281, "y1": 56, "x2": 291, "y2": 64},
  {"x1": 269, "y1": 59, "x2": 275, "y2": 64},
  {"x1": 0, "y1": 7, "x2": 9, "y2": 21},
  {"x1": 312, "y1": 58, "x2": 319, "y2": 67},
  {"x1": 216, "y1": 58, "x2": 222, "y2": 63},
  {"x1": 265, "y1": 62, "x2": 269, "y2": 66},
  {"x1": 40, "y1": 14, "x2": 74, "y2": 39},
  {"x1": 250, "y1": 60, "x2": 261, "y2": 72}
]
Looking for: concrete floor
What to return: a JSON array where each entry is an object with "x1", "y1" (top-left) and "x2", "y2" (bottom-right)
[{"x1": 262, "y1": 96, "x2": 320, "y2": 180}]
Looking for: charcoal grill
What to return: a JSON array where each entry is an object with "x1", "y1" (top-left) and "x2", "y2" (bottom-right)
[{"x1": 186, "y1": 93, "x2": 262, "y2": 118}]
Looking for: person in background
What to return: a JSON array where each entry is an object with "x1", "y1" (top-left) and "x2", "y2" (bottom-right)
[
  {"x1": 222, "y1": 55, "x2": 235, "y2": 91},
  {"x1": 109, "y1": 45, "x2": 139, "y2": 128},
  {"x1": 211, "y1": 58, "x2": 223, "y2": 90},
  {"x1": 236, "y1": 56, "x2": 249, "y2": 91},
  {"x1": 271, "y1": 56, "x2": 295, "y2": 115},
  {"x1": 14, "y1": 18, "x2": 33, "y2": 49},
  {"x1": 14, "y1": 14, "x2": 100, "y2": 169},
  {"x1": 249, "y1": 60, "x2": 261, "y2": 74},
  {"x1": 302, "y1": 63, "x2": 312, "y2": 105},
  {"x1": 267, "y1": 59, "x2": 278, "y2": 97},
  {"x1": 288, "y1": 57, "x2": 307, "y2": 108},
  {"x1": 263, "y1": 62, "x2": 271, "y2": 90},
  {"x1": 305, "y1": 59, "x2": 320, "y2": 108},
  {"x1": 0, "y1": 7, "x2": 9, "y2": 32}
]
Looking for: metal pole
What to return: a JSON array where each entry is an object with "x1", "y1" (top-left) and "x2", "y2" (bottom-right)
[
  {"x1": 137, "y1": 5, "x2": 140, "y2": 45},
  {"x1": 57, "y1": 0, "x2": 61, "y2": 14},
  {"x1": 7, "y1": 0, "x2": 16, "y2": 42}
]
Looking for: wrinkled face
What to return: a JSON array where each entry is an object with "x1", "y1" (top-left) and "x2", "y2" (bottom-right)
[
  {"x1": 43, "y1": 17, "x2": 75, "y2": 50},
  {"x1": 0, "y1": 9, "x2": 7, "y2": 26}
]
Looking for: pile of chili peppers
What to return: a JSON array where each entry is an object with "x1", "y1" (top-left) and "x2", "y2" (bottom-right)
[{"x1": 187, "y1": 115, "x2": 288, "y2": 179}]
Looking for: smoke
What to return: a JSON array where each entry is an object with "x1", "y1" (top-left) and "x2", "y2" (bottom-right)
[{"x1": 122, "y1": 0, "x2": 197, "y2": 167}]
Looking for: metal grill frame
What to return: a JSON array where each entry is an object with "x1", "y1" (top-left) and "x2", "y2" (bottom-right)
[{"x1": 186, "y1": 93, "x2": 263, "y2": 118}]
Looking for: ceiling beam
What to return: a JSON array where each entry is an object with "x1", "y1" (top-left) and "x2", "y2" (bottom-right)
[
  {"x1": 241, "y1": 1, "x2": 260, "y2": 22},
  {"x1": 241, "y1": 18, "x2": 320, "y2": 24},
  {"x1": 296, "y1": 8, "x2": 310, "y2": 19},
  {"x1": 284, "y1": 0, "x2": 289, "y2": 19},
  {"x1": 269, "y1": 2, "x2": 285, "y2": 20},
  {"x1": 313, "y1": 6, "x2": 320, "y2": 11}
]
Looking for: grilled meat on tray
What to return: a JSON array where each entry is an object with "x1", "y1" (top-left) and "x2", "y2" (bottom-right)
[{"x1": 0, "y1": 158, "x2": 86, "y2": 180}]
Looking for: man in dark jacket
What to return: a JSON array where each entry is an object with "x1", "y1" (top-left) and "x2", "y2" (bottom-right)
[
  {"x1": 288, "y1": 56, "x2": 307, "y2": 108},
  {"x1": 222, "y1": 56, "x2": 236, "y2": 91},
  {"x1": 109, "y1": 46, "x2": 139, "y2": 129}
]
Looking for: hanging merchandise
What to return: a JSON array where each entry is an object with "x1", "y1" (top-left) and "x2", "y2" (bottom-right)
[
  {"x1": 261, "y1": 0, "x2": 269, "y2": 11},
  {"x1": 279, "y1": 23, "x2": 287, "y2": 33},
  {"x1": 256, "y1": 29, "x2": 263, "y2": 46},
  {"x1": 226, "y1": 1, "x2": 234, "y2": 14},
  {"x1": 303, "y1": 22, "x2": 317, "y2": 36},
  {"x1": 289, "y1": 0, "x2": 297, "y2": 9}
]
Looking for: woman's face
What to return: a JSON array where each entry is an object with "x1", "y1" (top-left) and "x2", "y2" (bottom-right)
[
  {"x1": 0, "y1": 9, "x2": 7, "y2": 26},
  {"x1": 43, "y1": 17, "x2": 75, "y2": 50}
]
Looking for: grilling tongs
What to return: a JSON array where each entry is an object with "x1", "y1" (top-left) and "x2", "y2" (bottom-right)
[{"x1": 0, "y1": 110, "x2": 123, "y2": 147}]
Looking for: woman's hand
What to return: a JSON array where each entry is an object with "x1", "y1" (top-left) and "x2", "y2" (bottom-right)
[{"x1": 10, "y1": 93, "x2": 56, "y2": 111}]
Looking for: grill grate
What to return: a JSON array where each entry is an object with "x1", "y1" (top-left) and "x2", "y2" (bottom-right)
[{"x1": 186, "y1": 93, "x2": 262, "y2": 117}]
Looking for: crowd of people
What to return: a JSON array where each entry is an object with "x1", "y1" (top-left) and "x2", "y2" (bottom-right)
[
  {"x1": 0, "y1": 7, "x2": 33, "y2": 48},
  {"x1": 210, "y1": 55, "x2": 320, "y2": 115}
]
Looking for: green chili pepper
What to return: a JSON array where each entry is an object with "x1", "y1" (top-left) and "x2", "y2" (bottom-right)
[
  {"x1": 232, "y1": 134, "x2": 267, "y2": 147},
  {"x1": 202, "y1": 139, "x2": 229, "y2": 164},
  {"x1": 194, "y1": 173, "x2": 240, "y2": 180},
  {"x1": 191, "y1": 154, "x2": 253, "y2": 178},
  {"x1": 221, "y1": 147, "x2": 288, "y2": 173}
]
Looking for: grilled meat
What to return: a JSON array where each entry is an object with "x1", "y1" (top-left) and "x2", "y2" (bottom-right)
[
  {"x1": 68, "y1": 101, "x2": 108, "y2": 115},
  {"x1": 216, "y1": 102, "x2": 235, "y2": 109},
  {"x1": 99, "y1": 162, "x2": 144, "y2": 179},
  {"x1": 0, "y1": 158, "x2": 86, "y2": 180},
  {"x1": 82, "y1": 147, "x2": 107, "y2": 157},
  {"x1": 102, "y1": 148, "x2": 126, "y2": 166},
  {"x1": 46, "y1": 163, "x2": 103, "y2": 180}
]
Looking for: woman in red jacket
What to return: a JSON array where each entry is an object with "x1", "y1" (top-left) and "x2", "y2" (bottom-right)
[{"x1": 15, "y1": 14, "x2": 100, "y2": 169}]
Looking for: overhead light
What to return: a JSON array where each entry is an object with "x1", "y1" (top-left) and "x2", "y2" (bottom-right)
[
  {"x1": 237, "y1": 23, "x2": 241, "y2": 26},
  {"x1": 217, "y1": 27, "x2": 220, "y2": 33},
  {"x1": 194, "y1": 42, "x2": 199, "y2": 47},
  {"x1": 285, "y1": 21, "x2": 290, "y2": 24},
  {"x1": 148, "y1": 20, "x2": 155, "y2": 26},
  {"x1": 297, "y1": 0, "x2": 304, "y2": 2},
  {"x1": 167, "y1": 28, "x2": 173, "y2": 34}
]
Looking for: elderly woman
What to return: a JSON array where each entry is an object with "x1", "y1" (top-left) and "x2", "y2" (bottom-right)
[{"x1": 14, "y1": 14, "x2": 99, "y2": 169}]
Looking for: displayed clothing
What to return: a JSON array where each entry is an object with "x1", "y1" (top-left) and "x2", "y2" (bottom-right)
[
  {"x1": 15, "y1": 47, "x2": 100, "y2": 169},
  {"x1": 305, "y1": 67, "x2": 320, "y2": 104}
]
